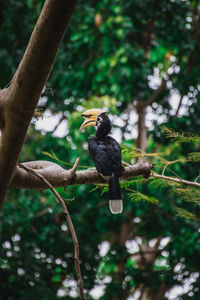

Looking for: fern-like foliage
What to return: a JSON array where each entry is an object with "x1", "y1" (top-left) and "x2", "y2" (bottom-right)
[
  {"x1": 171, "y1": 186, "x2": 200, "y2": 206},
  {"x1": 188, "y1": 152, "x2": 200, "y2": 162},
  {"x1": 42, "y1": 150, "x2": 88, "y2": 169},
  {"x1": 128, "y1": 190, "x2": 159, "y2": 205},
  {"x1": 162, "y1": 126, "x2": 200, "y2": 144},
  {"x1": 89, "y1": 184, "x2": 108, "y2": 195},
  {"x1": 121, "y1": 144, "x2": 164, "y2": 164},
  {"x1": 120, "y1": 178, "x2": 146, "y2": 189},
  {"x1": 148, "y1": 177, "x2": 181, "y2": 189},
  {"x1": 174, "y1": 206, "x2": 198, "y2": 221}
]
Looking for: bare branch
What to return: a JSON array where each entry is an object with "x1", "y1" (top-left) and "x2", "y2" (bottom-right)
[
  {"x1": 136, "y1": 105, "x2": 147, "y2": 152},
  {"x1": 52, "y1": 113, "x2": 66, "y2": 133},
  {"x1": 122, "y1": 161, "x2": 131, "y2": 167},
  {"x1": 10, "y1": 160, "x2": 154, "y2": 190},
  {"x1": 142, "y1": 18, "x2": 155, "y2": 59},
  {"x1": 9, "y1": 159, "x2": 153, "y2": 190},
  {"x1": 175, "y1": 94, "x2": 184, "y2": 117},
  {"x1": 152, "y1": 173, "x2": 200, "y2": 188},
  {"x1": 145, "y1": 81, "x2": 166, "y2": 106},
  {"x1": 0, "y1": 88, "x2": 9, "y2": 129},
  {"x1": 13, "y1": 161, "x2": 200, "y2": 192},
  {"x1": 0, "y1": 0, "x2": 78, "y2": 206},
  {"x1": 72, "y1": 157, "x2": 81, "y2": 172},
  {"x1": 18, "y1": 162, "x2": 86, "y2": 300}
]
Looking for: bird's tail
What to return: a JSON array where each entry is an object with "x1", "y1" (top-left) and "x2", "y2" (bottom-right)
[{"x1": 109, "y1": 173, "x2": 123, "y2": 214}]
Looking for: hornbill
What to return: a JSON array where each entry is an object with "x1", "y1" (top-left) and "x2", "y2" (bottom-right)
[{"x1": 80, "y1": 109, "x2": 123, "y2": 214}]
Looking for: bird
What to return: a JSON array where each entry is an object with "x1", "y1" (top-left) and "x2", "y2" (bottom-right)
[{"x1": 80, "y1": 108, "x2": 123, "y2": 214}]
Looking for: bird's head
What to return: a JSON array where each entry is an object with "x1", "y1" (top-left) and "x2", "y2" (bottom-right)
[{"x1": 80, "y1": 108, "x2": 104, "y2": 130}]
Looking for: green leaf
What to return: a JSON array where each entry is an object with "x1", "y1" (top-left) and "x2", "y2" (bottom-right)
[{"x1": 52, "y1": 275, "x2": 61, "y2": 283}]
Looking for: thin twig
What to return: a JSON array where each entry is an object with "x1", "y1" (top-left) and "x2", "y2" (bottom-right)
[
  {"x1": 122, "y1": 160, "x2": 131, "y2": 167},
  {"x1": 18, "y1": 159, "x2": 86, "y2": 300},
  {"x1": 145, "y1": 80, "x2": 166, "y2": 106},
  {"x1": 71, "y1": 158, "x2": 81, "y2": 172},
  {"x1": 52, "y1": 112, "x2": 65, "y2": 133},
  {"x1": 175, "y1": 94, "x2": 184, "y2": 117},
  {"x1": 152, "y1": 172, "x2": 200, "y2": 188}
]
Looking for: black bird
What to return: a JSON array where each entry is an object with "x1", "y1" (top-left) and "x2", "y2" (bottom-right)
[{"x1": 80, "y1": 108, "x2": 123, "y2": 214}]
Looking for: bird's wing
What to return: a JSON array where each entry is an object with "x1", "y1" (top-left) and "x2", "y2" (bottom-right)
[{"x1": 88, "y1": 136, "x2": 122, "y2": 176}]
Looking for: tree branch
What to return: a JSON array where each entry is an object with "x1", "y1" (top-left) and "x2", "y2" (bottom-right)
[
  {"x1": 136, "y1": 105, "x2": 147, "y2": 152},
  {"x1": 0, "y1": 88, "x2": 9, "y2": 129},
  {"x1": 0, "y1": 0, "x2": 78, "y2": 206},
  {"x1": 142, "y1": 18, "x2": 155, "y2": 59},
  {"x1": 18, "y1": 161, "x2": 86, "y2": 300},
  {"x1": 145, "y1": 80, "x2": 166, "y2": 106},
  {"x1": 12, "y1": 160, "x2": 200, "y2": 191},
  {"x1": 175, "y1": 94, "x2": 184, "y2": 117},
  {"x1": 10, "y1": 161, "x2": 154, "y2": 190},
  {"x1": 52, "y1": 113, "x2": 66, "y2": 133},
  {"x1": 152, "y1": 173, "x2": 200, "y2": 188}
]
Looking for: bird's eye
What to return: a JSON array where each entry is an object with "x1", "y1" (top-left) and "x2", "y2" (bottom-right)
[{"x1": 97, "y1": 117, "x2": 101, "y2": 121}]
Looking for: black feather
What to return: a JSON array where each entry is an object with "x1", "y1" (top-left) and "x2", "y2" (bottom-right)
[
  {"x1": 109, "y1": 173, "x2": 121, "y2": 200},
  {"x1": 88, "y1": 113, "x2": 123, "y2": 213}
]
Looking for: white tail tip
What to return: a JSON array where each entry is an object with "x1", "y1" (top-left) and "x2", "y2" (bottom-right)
[{"x1": 109, "y1": 200, "x2": 123, "y2": 214}]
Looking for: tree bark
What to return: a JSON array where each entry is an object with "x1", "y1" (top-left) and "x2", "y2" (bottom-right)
[
  {"x1": 10, "y1": 160, "x2": 154, "y2": 190},
  {"x1": 0, "y1": 0, "x2": 78, "y2": 206},
  {"x1": 136, "y1": 104, "x2": 147, "y2": 152}
]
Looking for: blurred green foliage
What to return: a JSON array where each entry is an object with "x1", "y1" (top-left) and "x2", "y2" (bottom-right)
[{"x1": 1, "y1": 0, "x2": 200, "y2": 299}]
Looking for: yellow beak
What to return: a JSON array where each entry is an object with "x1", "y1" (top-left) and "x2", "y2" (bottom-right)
[{"x1": 80, "y1": 108, "x2": 103, "y2": 130}]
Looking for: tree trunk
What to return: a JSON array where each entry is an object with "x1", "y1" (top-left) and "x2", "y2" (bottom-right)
[
  {"x1": 0, "y1": 0, "x2": 78, "y2": 207},
  {"x1": 111, "y1": 212, "x2": 133, "y2": 300},
  {"x1": 136, "y1": 103, "x2": 147, "y2": 152}
]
